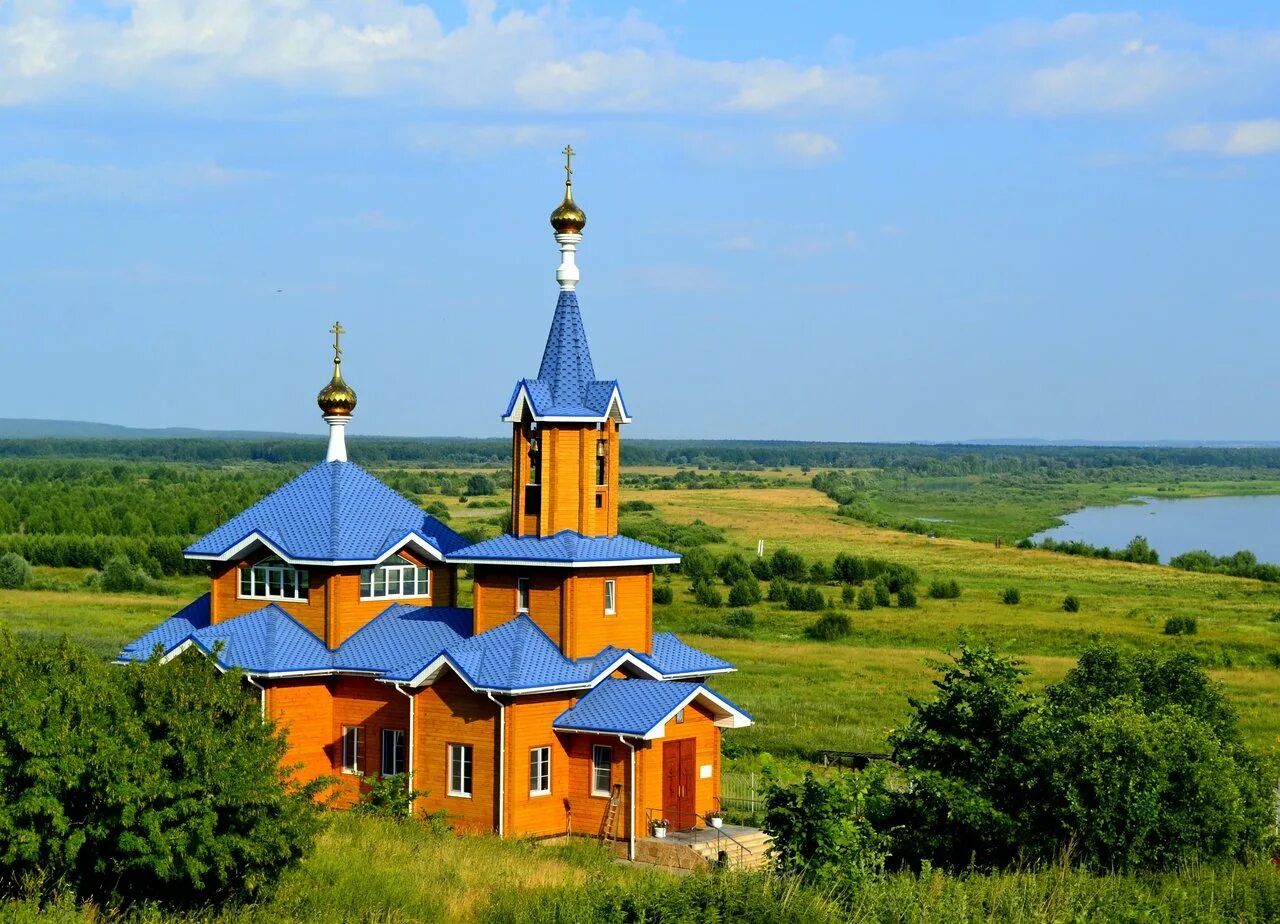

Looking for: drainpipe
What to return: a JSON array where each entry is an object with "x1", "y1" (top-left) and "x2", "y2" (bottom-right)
[
  {"x1": 618, "y1": 735, "x2": 636, "y2": 861},
  {"x1": 484, "y1": 691, "x2": 506, "y2": 837},
  {"x1": 395, "y1": 683, "x2": 416, "y2": 817},
  {"x1": 244, "y1": 673, "x2": 266, "y2": 720}
]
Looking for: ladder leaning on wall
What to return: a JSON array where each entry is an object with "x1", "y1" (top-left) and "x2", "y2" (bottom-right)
[{"x1": 600, "y1": 783, "x2": 623, "y2": 841}]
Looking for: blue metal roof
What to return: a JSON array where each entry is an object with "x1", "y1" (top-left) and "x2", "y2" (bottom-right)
[
  {"x1": 553, "y1": 678, "x2": 751, "y2": 737},
  {"x1": 117, "y1": 594, "x2": 212, "y2": 663},
  {"x1": 504, "y1": 291, "x2": 629, "y2": 421},
  {"x1": 333, "y1": 604, "x2": 472, "y2": 673},
  {"x1": 644, "y1": 632, "x2": 734, "y2": 677},
  {"x1": 452, "y1": 530, "x2": 678, "y2": 565},
  {"x1": 185, "y1": 461, "x2": 467, "y2": 563},
  {"x1": 184, "y1": 604, "x2": 333, "y2": 674}
]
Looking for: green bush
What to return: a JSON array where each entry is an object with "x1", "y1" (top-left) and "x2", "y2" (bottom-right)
[
  {"x1": 0, "y1": 552, "x2": 31, "y2": 590},
  {"x1": 423, "y1": 501, "x2": 452, "y2": 521},
  {"x1": 728, "y1": 576, "x2": 763, "y2": 607},
  {"x1": 874, "y1": 579, "x2": 891, "y2": 607},
  {"x1": 464, "y1": 473, "x2": 496, "y2": 496},
  {"x1": 784, "y1": 585, "x2": 826, "y2": 612},
  {"x1": 750, "y1": 556, "x2": 772, "y2": 580},
  {"x1": 0, "y1": 636, "x2": 320, "y2": 906},
  {"x1": 619, "y1": 499, "x2": 655, "y2": 512},
  {"x1": 841, "y1": 585, "x2": 856, "y2": 605},
  {"x1": 97, "y1": 555, "x2": 171, "y2": 595},
  {"x1": 770, "y1": 547, "x2": 807, "y2": 582},
  {"x1": 898, "y1": 586, "x2": 918, "y2": 608},
  {"x1": 652, "y1": 583, "x2": 674, "y2": 605},
  {"x1": 691, "y1": 579, "x2": 723, "y2": 608},
  {"x1": 726, "y1": 608, "x2": 757, "y2": 629},
  {"x1": 809, "y1": 561, "x2": 832, "y2": 584},
  {"x1": 681, "y1": 546, "x2": 717, "y2": 583},
  {"x1": 928, "y1": 579, "x2": 961, "y2": 600},
  {"x1": 1164, "y1": 614, "x2": 1198, "y2": 636},
  {"x1": 717, "y1": 551, "x2": 754, "y2": 585},
  {"x1": 1063, "y1": 594, "x2": 1081, "y2": 613},
  {"x1": 764, "y1": 770, "x2": 886, "y2": 882},
  {"x1": 805, "y1": 612, "x2": 852, "y2": 641},
  {"x1": 767, "y1": 576, "x2": 792, "y2": 603},
  {"x1": 856, "y1": 585, "x2": 876, "y2": 610},
  {"x1": 1001, "y1": 587, "x2": 1021, "y2": 605}
]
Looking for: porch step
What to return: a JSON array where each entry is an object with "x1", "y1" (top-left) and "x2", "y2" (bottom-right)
[{"x1": 635, "y1": 825, "x2": 773, "y2": 872}]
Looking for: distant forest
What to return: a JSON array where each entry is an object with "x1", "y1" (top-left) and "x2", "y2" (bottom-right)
[{"x1": 4, "y1": 436, "x2": 1280, "y2": 477}]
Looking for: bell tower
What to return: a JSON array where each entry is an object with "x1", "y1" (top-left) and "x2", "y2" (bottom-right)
[{"x1": 504, "y1": 147, "x2": 629, "y2": 539}]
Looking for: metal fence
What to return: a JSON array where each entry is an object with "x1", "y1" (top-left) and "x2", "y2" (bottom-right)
[{"x1": 720, "y1": 771, "x2": 763, "y2": 820}]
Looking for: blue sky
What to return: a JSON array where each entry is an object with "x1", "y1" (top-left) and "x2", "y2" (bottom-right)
[{"x1": 1, "y1": 1, "x2": 1278, "y2": 442}]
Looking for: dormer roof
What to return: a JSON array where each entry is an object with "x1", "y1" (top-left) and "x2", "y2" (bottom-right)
[
  {"x1": 503, "y1": 291, "x2": 631, "y2": 424},
  {"x1": 184, "y1": 461, "x2": 467, "y2": 566}
]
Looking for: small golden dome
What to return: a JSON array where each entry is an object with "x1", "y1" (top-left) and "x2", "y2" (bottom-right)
[
  {"x1": 550, "y1": 186, "x2": 586, "y2": 234},
  {"x1": 317, "y1": 363, "x2": 357, "y2": 417}
]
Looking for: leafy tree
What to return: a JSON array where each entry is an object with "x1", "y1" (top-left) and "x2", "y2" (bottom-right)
[
  {"x1": 0, "y1": 637, "x2": 320, "y2": 906},
  {"x1": 770, "y1": 548, "x2": 807, "y2": 582},
  {"x1": 767, "y1": 576, "x2": 792, "y2": 603},
  {"x1": 681, "y1": 546, "x2": 717, "y2": 583},
  {"x1": 1122, "y1": 535, "x2": 1160, "y2": 565},
  {"x1": 856, "y1": 586, "x2": 876, "y2": 610},
  {"x1": 1000, "y1": 587, "x2": 1021, "y2": 605},
  {"x1": 809, "y1": 561, "x2": 832, "y2": 584},
  {"x1": 874, "y1": 579, "x2": 892, "y2": 607},
  {"x1": 764, "y1": 771, "x2": 887, "y2": 884},
  {"x1": 465, "y1": 474, "x2": 496, "y2": 496},
  {"x1": 0, "y1": 552, "x2": 30, "y2": 589},
  {"x1": 691, "y1": 579, "x2": 723, "y2": 608},
  {"x1": 877, "y1": 644, "x2": 1054, "y2": 870},
  {"x1": 898, "y1": 585, "x2": 918, "y2": 608},
  {"x1": 728, "y1": 576, "x2": 762, "y2": 607},
  {"x1": 749, "y1": 556, "x2": 772, "y2": 580},
  {"x1": 785, "y1": 585, "x2": 826, "y2": 612},
  {"x1": 833, "y1": 552, "x2": 868, "y2": 585},
  {"x1": 841, "y1": 585, "x2": 856, "y2": 605},
  {"x1": 716, "y1": 551, "x2": 754, "y2": 585}
]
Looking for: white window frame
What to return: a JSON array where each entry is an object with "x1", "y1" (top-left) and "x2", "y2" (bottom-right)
[
  {"x1": 341, "y1": 725, "x2": 363, "y2": 776},
  {"x1": 516, "y1": 577, "x2": 531, "y2": 614},
  {"x1": 604, "y1": 579, "x2": 617, "y2": 616},
  {"x1": 361, "y1": 554, "x2": 430, "y2": 601},
  {"x1": 239, "y1": 555, "x2": 309, "y2": 602},
  {"x1": 381, "y1": 728, "x2": 406, "y2": 778},
  {"x1": 448, "y1": 743, "x2": 473, "y2": 798},
  {"x1": 529, "y1": 745, "x2": 551, "y2": 797},
  {"x1": 591, "y1": 744, "x2": 613, "y2": 797}
]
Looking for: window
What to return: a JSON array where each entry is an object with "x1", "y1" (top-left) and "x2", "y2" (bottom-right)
[
  {"x1": 527, "y1": 435, "x2": 542, "y2": 486},
  {"x1": 596, "y1": 440, "x2": 607, "y2": 486},
  {"x1": 591, "y1": 745, "x2": 613, "y2": 797},
  {"x1": 360, "y1": 554, "x2": 430, "y2": 599},
  {"x1": 675, "y1": 709, "x2": 685, "y2": 724},
  {"x1": 341, "y1": 725, "x2": 363, "y2": 775},
  {"x1": 529, "y1": 746, "x2": 551, "y2": 796},
  {"x1": 517, "y1": 577, "x2": 531, "y2": 613},
  {"x1": 448, "y1": 744, "x2": 473, "y2": 797},
  {"x1": 381, "y1": 729, "x2": 406, "y2": 777},
  {"x1": 604, "y1": 580, "x2": 616, "y2": 616},
  {"x1": 239, "y1": 555, "x2": 309, "y2": 601}
]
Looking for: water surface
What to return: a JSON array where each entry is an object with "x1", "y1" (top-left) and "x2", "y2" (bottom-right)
[{"x1": 1030, "y1": 494, "x2": 1280, "y2": 565}]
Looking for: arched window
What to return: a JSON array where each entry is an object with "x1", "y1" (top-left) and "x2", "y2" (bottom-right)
[
  {"x1": 239, "y1": 555, "x2": 309, "y2": 600},
  {"x1": 360, "y1": 554, "x2": 431, "y2": 600}
]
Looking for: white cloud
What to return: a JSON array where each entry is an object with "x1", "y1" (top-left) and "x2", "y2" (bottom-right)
[
  {"x1": 410, "y1": 123, "x2": 577, "y2": 157},
  {"x1": 722, "y1": 235, "x2": 755, "y2": 252},
  {"x1": 1, "y1": 159, "x2": 266, "y2": 201},
  {"x1": 1169, "y1": 119, "x2": 1280, "y2": 156},
  {"x1": 774, "y1": 131, "x2": 838, "y2": 165}
]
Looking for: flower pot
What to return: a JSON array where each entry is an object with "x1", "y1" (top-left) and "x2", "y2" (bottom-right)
[
  {"x1": 653, "y1": 826, "x2": 667, "y2": 839},
  {"x1": 709, "y1": 817, "x2": 723, "y2": 829}
]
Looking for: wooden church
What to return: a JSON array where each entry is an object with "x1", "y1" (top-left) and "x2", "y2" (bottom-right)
[{"x1": 120, "y1": 153, "x2": 752, "y2": 857}]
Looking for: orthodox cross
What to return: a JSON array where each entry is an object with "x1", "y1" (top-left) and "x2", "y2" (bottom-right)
[
  {"x1": 562, "y1": 144, "x2": 575, "y2": 183},
  {"x1": 330, "y1": 321, "x2": 345, "y2": 363}
]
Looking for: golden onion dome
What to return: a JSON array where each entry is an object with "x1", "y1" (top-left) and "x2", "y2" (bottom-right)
[
  {"x1": 550, "y1": 185, "x2": 586, "y2": 234},
  {"x1": 317, "y1": 362, "x2": 357, "y2": 417}
]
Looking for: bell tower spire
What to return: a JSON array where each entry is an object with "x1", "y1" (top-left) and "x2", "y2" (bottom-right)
[{"x1": 550, "y1": 144, "x2": 586, "y2": 291}]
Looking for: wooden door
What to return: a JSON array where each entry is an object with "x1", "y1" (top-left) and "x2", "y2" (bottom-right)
[{"x1": 662, "y1": 738, "x2": 696, "y2": 830}]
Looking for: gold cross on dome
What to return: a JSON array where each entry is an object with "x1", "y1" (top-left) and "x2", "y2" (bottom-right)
[
  {"x1": 562, "y1": 144, "x2": 575, "y2": 182},
  {"x1": 329, "y1": 321, "x2": 345, "y2": 362}
]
